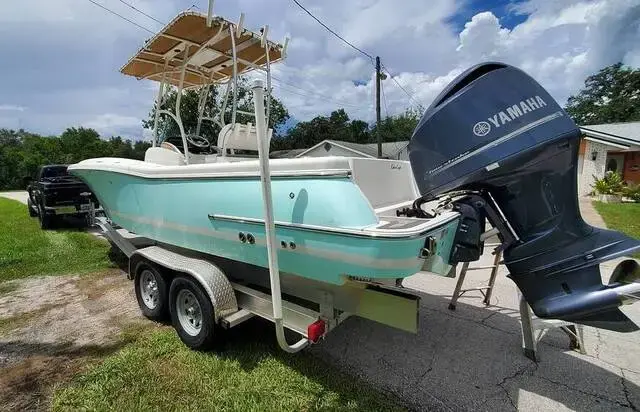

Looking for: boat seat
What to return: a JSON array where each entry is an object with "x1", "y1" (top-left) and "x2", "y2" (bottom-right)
[
  {"x1": 217, "y1": 123, "x2": 273, "y2": 155},
  {"x1": 144, "y1": 144, "x2": 186, "y2": 166}
]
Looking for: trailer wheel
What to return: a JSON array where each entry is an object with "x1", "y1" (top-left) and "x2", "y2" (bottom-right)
[
  {"x1": 134, "y1": 263, "x2": 168, "y2": 321},
  {"x1": 169, "y1": 276, "x2": 217, "y2": 350}
]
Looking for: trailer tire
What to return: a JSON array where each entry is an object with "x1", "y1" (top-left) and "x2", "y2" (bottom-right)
[
  {"x1": 134, "y1": 263, "x2": 169, "y2": 321},
  {"x1": 169, "y1": 276, "x2": 217, "y2": 350}
]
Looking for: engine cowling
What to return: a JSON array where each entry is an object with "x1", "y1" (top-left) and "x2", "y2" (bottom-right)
[{"x1": 409, "y1": 62, "x2": 640, "y2": 332}]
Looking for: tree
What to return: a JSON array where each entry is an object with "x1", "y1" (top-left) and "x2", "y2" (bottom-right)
[
  {"x1": 370, "y1": 107, "x2": 422, "y2": 143},
  {"x1": 565, "y1": 63, "x2": 640, "y2": 125},
  {"x1": 0, "y1": 129, "x2": 24, "y2": 189},
  {"x1": 279, "y1": 109, "x2": 371, "y2": 150},
  {"x1": 0, "y1": 127, "x2": 151, "y2": 190},
  {"x1": 143, "y1": 78, "x2": 290, "y2": 145}
]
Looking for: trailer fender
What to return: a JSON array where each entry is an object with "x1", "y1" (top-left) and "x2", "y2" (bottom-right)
[{"x1": 130, "y1": 246, "x2": 238, "y2": 321}]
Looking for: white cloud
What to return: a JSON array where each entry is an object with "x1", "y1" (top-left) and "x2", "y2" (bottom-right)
[
  {"x1": 0, "y1": 105, "x2": 26, "y2": 112},
  {"x1": 456, "y1": 12, "x2": 509, "y2": 58},
  {"x1": 0, "y1": 0, "x2": 639, "y2": 138},
  {"x1": 83, "y1": 113, "x2": 145, "y2": 138}
]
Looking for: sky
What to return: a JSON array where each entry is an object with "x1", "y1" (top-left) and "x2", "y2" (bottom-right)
[{"x1": 0, "y1": 0, "x2": 639, "y2": 140}]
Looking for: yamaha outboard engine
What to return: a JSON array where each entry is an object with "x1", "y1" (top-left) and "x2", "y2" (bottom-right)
[{"x1": 410, "y1": 62, "x2": 640, "y2": 332}]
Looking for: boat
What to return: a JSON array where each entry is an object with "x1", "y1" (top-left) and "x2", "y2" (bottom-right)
[
  {"x1": 69, "y1": 10, "x2": 640, "y2": 336},
  {"x1": 68, "y1": 11, "x2": 460, "y2": 288}
]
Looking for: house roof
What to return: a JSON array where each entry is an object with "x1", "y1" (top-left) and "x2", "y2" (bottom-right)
[
  {"x1": 270, "y1": 148, "x2": 307, "y2": 158},
  {"x1": 295, "y1": 139, "x2": 410, "y2": 159},
  {"x1": 580, "y1": 122, "x2": 640, "y2": 150}
]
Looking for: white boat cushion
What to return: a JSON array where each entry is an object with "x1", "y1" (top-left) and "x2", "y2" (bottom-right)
[
  {"x1": 217, "y1": 123, "x2": 273, "y2": 152},
  {"x1": 144, "y1": 146, "x2": 186, "y2": 166}
]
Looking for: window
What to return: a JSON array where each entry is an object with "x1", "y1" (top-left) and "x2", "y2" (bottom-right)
[{"x1": 41, "y1": 166, "x2": 69, "y2": 179}]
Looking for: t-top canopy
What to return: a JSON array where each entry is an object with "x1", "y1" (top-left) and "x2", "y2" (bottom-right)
[{"x1": 121, "y1": 11, "x2": 283, "y2": 88}]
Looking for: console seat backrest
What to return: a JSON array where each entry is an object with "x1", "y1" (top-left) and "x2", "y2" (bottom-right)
[
  {"x1": 217, "y1": 123, "x2": 273, "y2": 154},
  {"x1": 144, "y1": 144, "x2": 186, "y2": 166}
]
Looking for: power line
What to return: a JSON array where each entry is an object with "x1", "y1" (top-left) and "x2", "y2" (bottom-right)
[
  {"x1": 290, "y1": 0, "x2": 375, "y2": 63},
  {"x1": 82, "y1": 1, "x2": 364, "y2": 111},
  {"x1": 83, "y1": 1, "x2": 380, "y2": 116},
  {"x1": 270, "y1": 76, "x2": 362, "y2": 108},
  {"x1": 270, "y1": 80, "x2": 372, "y2": 113},
  {"x1": 289, "y1": 0, "x2": 424, "y2": 108},
  {"x1": 381, "y1": 63, "x2": 424, "y2": 107},
  {"x1": 117, "y1": 0, "x2": 165, "y2": 25},
  {"x1": 271, "y1": 82, "x2": 365, "y2": 110},
  {"x1": 85, "y1": 0, "x2": 155, "y2": 34}
]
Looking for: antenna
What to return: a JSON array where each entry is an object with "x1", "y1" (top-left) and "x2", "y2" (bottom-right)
[
  {"x1": 206, "y1": 0, "x2": 214, "y2": 27},
  {"x1": 236, "y1": 13, "x2": 245, "y2": 37}
]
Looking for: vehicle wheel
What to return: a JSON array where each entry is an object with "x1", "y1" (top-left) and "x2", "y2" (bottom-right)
[
  {"x1": 169, "y1": 276, "x2": 217, "y2": 350},
  {"x1": 38, "y1": 205, "x2": 53, "y2": 229},
  {"x1": 27, "y1": 198, "x2": 37, "y2": 217},
  {"x1": 134, "y1": 263, "x2": 168, "y2": 321}
]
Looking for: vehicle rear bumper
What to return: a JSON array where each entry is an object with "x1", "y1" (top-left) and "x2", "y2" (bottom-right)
[{"x1": 44, "y1": 205, "x2": 102, "y2": 215}]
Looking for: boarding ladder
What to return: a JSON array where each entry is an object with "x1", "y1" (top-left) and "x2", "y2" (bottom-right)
[{"x1": 448, "y1": 227, "x2": 586, "y2": 361}]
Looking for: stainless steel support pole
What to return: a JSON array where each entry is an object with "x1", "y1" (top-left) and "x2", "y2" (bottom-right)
[{"x1": 251, "y1": 79, "x2": 308, "y2": 353}]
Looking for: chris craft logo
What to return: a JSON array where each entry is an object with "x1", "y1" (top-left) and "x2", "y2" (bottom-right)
[{"x1": 473, "y1": 95, "x2": 547, "y2": 137}]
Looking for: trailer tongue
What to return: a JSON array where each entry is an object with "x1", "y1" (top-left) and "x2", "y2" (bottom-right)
[{"x1": 409, "y1": 62, "x2": 640, "y2": 332}]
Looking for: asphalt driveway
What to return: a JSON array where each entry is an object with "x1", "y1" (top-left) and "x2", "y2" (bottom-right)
[{"x1": 311, "y1": 199, "x2": 640, "y2": 411}]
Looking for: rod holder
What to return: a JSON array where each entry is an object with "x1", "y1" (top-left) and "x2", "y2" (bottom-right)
[
  {"x1": 261, "y1": 25, "x2": 269, "y2": 47},
  {"x1": 207, "y1": 0, "x2": 215, "y2": 27},
  {"x1": 282, "y1": 37, "x2": 290, "y2": 59},
  {"x1": 236, "y1": 13, "x2": 245, "y2": 37}
]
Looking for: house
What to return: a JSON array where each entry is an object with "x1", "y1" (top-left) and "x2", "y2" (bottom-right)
[
  {"x1": 578, "y1": 122, "x2": 640, "y2": 196},
  {"x1": 293, "y1": 139, "x2": 410, "y2": 160}
]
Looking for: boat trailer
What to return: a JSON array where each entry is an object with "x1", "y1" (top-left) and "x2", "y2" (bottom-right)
[{"x1": 98, "y1": 216, "x2": 421, "y2": 351}]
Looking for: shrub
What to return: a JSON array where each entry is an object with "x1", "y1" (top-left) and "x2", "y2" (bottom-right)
[
  {"x1": 592, "y1": 171, "x2": 624, "y2": 195},
  {"x1": 623, "y1": 182, "x2": 640, "y2": 202}
]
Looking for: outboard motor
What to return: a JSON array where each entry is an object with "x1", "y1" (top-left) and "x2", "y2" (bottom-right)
[{"x1": 410, "y1": 62, "x2": 640, "y2": 332}]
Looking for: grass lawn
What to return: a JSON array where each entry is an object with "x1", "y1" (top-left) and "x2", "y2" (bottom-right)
[
  {"x1": 53, "y1": 324, "x2": 404, "y2": 411},
  {"x1": 0, "y1": 197, "x2": 402, "y2": 410},
  {"x1": 593, "y1": 201, "x2": 640, "y2": 258},
  {"x1": 0, "y1": 197, "x2": 112, "y2": 282}
]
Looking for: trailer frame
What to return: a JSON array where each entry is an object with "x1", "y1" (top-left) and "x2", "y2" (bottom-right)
[{"x1": 98, "y1": 217, "x2": 420, "y2": 350}]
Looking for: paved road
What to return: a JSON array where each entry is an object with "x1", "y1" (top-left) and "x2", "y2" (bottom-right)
[
  {"x1": 0, "y1": 191, "x2": 28, "y2": 204},
  {"x1": 313, "y1": 198, "x2": 640, "y2": 411},
  {"x1": 314, "y1": 259, "x2": 640, "y2": 411}
]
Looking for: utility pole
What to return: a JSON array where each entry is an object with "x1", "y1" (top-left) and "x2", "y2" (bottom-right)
[{"x1": 375, "y1": 56, "x2": 382, "y2": 158}]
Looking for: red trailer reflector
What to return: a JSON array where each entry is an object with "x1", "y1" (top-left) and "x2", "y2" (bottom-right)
[{"x1": 307, "y1": 319, "x2": 326, "y2": 343}]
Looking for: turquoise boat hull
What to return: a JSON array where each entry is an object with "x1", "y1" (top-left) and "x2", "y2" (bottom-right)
[{"x1": 72, "y1": 168, "x2": 459, "y2": 285}]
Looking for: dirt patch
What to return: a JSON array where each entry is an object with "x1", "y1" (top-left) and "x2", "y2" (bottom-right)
[{"x1": 0, "y1": 270, "x2": 147, "y2": 411}]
